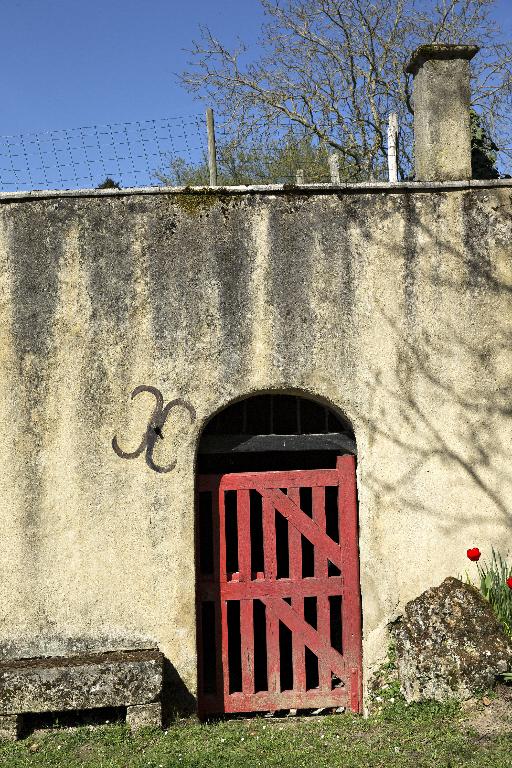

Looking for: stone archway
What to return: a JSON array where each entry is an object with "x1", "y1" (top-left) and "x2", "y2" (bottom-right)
[{"x1": 195, "y1": 393, "x2": 362, "y2": 717}]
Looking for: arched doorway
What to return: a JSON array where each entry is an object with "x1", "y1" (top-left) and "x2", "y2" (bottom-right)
[{"x1": 195, "y1": 394, "x2": 362, "y2": 717}]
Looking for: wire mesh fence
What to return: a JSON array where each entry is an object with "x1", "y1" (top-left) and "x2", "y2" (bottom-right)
[
  {"x1": 0, "y1": 113, "x2": 391, "y2": 192},
  {"x1": 0, "y1": 113, "x2": 509, "y2": 193},
  {"x1": 0, "y1": 116, "x2": 208, "y2": 192}
]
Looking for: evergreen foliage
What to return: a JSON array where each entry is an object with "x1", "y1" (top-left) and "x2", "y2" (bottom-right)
[
  {"x1": 96, "y1": 177, "x2": 121, "y2": 189},
  {"x1": 471, "y1": 110, "x2": 500, "y2": 180}
]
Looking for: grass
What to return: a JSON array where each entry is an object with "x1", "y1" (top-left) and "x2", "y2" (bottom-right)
[{"x1": 0, "y1": 700, "x2": 511, "y2": 768}]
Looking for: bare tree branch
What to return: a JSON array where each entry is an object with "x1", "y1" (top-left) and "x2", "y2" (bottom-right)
[{"x1": 179, "y1": 0, "x2": 512, "y2": 179}]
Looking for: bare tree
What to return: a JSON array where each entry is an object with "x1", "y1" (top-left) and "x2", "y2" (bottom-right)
[{"x1": 180, "y1": 0, "x2": 512, "y2": 179}]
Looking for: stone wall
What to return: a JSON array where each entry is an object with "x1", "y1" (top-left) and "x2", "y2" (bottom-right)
[{"x1": 0, "y1": 181, "x2": 511, "y2": 708}]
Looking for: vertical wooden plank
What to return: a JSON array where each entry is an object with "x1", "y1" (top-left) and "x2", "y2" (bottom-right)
[
  {"x1": 240, "y1": 599, "x2": 255, "y2": 695},
  {"x1": 236, "y1": 489, "x2": 254, "y2": 694},
  {"x1": 211, "y1": 485, "x2": 224, "y2": 703},
  {"x1": 313, "y1": 486, "x2": 327, "y2": 577},
  {"x1": 337, "y1": 455, "x2": 362, "y2": 712},
  {"x1": 262, "y1": 491, "x2": 277, "y2": 579},
  {"x1": 288, "y1": 488, "x2": 302, "y2": 579},
  {"x1": 313, "y1": 485, "x2": 331, "y2": 690},
  {"x1": 263, "y1": 495, "x2": 280, "y2": 695},
  {"x1": 265, "y1": 600, "x2": 280, "y2": 696},
  {"x1": 237, "y1": 489, "x2": 251, "y2": 581},
  {"x1": 211, "y1": 483, "x2": 220, "y2": 579},
  {"x1": 218, "y1": 483, "x2": 227, "y2": 584},
  {"x1": 350, "y1": 667, "x2": 363, "y2": 715},
  {"x1": 288, "y1": 488, "x2": 305, "y2": 693},
  {"x1": 218, "y1": 485, "x2": 231, "y2": 704}
]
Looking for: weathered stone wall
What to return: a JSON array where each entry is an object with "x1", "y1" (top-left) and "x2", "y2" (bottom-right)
[{"x1": 0, "y1": 182, "x2": 511, "y2": 708}]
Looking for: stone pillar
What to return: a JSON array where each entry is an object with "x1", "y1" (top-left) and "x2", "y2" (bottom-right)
[{"x1": 405, "y1": 44, "x2": 479, "y2": 181}]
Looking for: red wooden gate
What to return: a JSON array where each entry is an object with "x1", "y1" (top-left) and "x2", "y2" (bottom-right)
[{"x1": 196, "y1": 455, "x2": 362, "y2": 716}]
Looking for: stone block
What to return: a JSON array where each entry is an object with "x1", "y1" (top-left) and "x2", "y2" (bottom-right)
[
  {"x1": 0, "y1": 649, "x2": 163, "y2": 715},
  {"x1": 0, "y1": 714, "x2": 21, "y2": 741},
  {"x1": 126, "y1": 702, "x2": 162, "y2": 729}
]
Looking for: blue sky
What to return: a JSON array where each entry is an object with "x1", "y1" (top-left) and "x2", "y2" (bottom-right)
[
  {"x1": 0, "y1": 0, "x2": 266, "y2": 135},
  {"x1": 1, "y1": 0, "x2": 510, "y2": 135},
  {"x1": 0, "y1": 1, "x2": 510, "y2": 188}
]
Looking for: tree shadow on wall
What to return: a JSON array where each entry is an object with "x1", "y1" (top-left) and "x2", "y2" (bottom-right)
[
  {"x1": 360, "y1": 312, "x2": 512, "y2": 529},
  {"x1": 356, "y1": 301, "x2": 512, "y2": 625},
  {"x1": 350, "y1": 195, "x2": 512, "y2": 630},
  {"x1": 353, "y1": 192, "x2": 512, "y2": 540}
]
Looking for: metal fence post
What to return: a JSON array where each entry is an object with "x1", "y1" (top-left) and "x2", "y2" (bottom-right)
[{"x1": 206, "y1": 108, "x2": 218, "y2": 187}]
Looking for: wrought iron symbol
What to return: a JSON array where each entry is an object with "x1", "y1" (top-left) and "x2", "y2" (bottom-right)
[{"x1": 112, "y1": 385, "x2": 196, "y2": 474}]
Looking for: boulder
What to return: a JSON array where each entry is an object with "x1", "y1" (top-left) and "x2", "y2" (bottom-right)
[{"x1": 391, "y1": 577, "x2": 512, "y2": 702}]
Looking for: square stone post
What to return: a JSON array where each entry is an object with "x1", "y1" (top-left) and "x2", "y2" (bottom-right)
[{"x1": 406, "y1": 44, "x2": 479, "y2": 181}]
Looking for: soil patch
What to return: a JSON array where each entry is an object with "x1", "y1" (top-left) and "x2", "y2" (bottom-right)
[{"x1": 460, "y1": 683, "x2": 512, "y2": 738}]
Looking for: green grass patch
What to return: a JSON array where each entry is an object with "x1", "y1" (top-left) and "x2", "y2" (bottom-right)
[{"x1": 0, "y1": 702, "x2": 510, "y2": 768}]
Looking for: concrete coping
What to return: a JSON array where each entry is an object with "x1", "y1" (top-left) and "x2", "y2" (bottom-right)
[
  {"x1": 405, "y1": 43, "x2": 480, "y2": 75},
  {"x1": 0, "y1": 648, "x2": 162, "y2": 670},
  {"x1": 0, "y1": 178, "x2": 511, "y2": 203}
]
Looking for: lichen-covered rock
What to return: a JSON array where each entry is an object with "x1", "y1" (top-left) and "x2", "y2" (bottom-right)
[{"x1": 391, "y1": 577, "x2": 512, "y2": 702}]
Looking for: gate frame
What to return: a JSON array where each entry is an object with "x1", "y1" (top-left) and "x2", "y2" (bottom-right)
[{"x1": 195, "y1": 454, "x2": 363, "y2": 717}]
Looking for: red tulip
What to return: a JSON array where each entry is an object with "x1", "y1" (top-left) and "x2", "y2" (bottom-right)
[
  {"x1": 506, "y1": 577, "x2": 512, "y2": 589},
  {"x1": 467, "y1": 547, "x2": 481, "y2": 562}
]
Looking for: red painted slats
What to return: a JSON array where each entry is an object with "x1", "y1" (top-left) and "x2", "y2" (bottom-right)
[
  {"x1": 220, "y1": 597, "x2": 230, "y2": 702},
  {"x1": 198, "y1": 457, "x2": 361, "y2": 716},
  {"x1": 313, "y1": 486, "x2": 327, "y2": 577},
  {"x1": 263, "y1": 596, "x2": 346, "y2": 682},
  {"x1": 338, "y1": 455, "x2": 362, "y2": 711},
  {"x1": 316, "y1": 594, "x2": 331, "y2": 691},
  {"x1": 224, "y1": 687, "x2": 348, "y2": 713},
  {"x1": 338, "y1": 457, "x2": 362, "y2": 663},
  {"x1": 266, "y1": 601, "x2": 280, "y2": 695},
  {"x1": 218, "y1": 489, "x2": 230, "y2": 703},
  {"x1": 237, "y1": 489, "x2": 251, "y2": 581},
  {"x1": 237, "y1": 490, "x2": 255, "y2": 695},
  {"x1": 262, "y1": 494, "x2": 277, "y2": 579},
  {"x1": 263, "y1": 488, "x2": 343, "y2": 569},
  {"x1": 216, "y1": 576, "x2": 344, "y2": 600},
  {"x1": 240, "y1": 599, "x2": 255, "y2": 695},
  {"x1": 211, "y1": 490, "x2": 224, "y2": 701},
  {"x1": 262, "y1": 494, "x2": 280, "y2": 694},
  {"x1": 220, "y1": 469, "x2": 339, "y2": 490},
  {"x1": 188, "y1": 577, "x2": 347, "y2": 601},
  {"x1": 312, "y1": 485, "x2": 331, "y2": 690},
  {"x1": 218, "y1": 489, "x2": 227, "y2": 584},
  {"x1": 350, "y1": 667, "x2": 361, "y2": 714},
  {"x1": 288, "y1": 488, "x2": 302, "y2": 580},
  {"x1": 288, "y1": 488, "x2": 305, "y2": 692}
]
